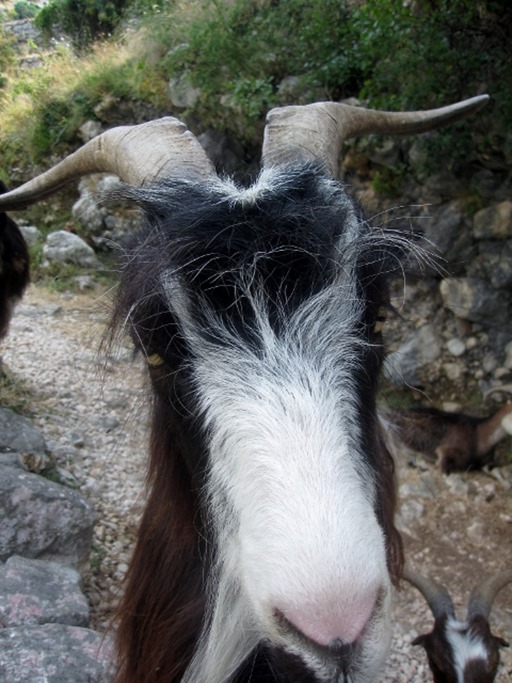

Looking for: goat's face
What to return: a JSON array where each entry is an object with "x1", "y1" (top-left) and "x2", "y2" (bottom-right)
[
  {"x1": 406, "y1": 569, "x2": 511, "y2": 683},
  {"x1": 115, "y1": 166, "x2": 404, "y2": 682},
  {"x1": 413, "y1": 615, "x2": 509, "y2": 683}
]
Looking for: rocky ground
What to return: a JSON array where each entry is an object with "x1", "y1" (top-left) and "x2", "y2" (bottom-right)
[{"x1": 1, "y1": 282, "x2": 511, "y2": 682}]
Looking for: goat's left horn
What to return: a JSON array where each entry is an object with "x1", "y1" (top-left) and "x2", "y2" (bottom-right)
[
  {"x1": 403, "y1": 568, "x2": 456, "y2": 620},
  {"x1": 0, "y1": 117, "x2": 216, "y2": 211},
  {"x1": 262, "y1": 94, "x2": 490, "y2": 177},
  {"x1": 467, "y1": 570, "x2": 512, "y2": 620}
]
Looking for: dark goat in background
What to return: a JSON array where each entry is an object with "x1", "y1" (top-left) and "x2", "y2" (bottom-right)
[
  {"x1": 380, "y1": 401, "x2": 512, "y2": 474},
  {"x1": 0, "y1": 95, "x2": 489, "y2": 683},
  {"x1": 404, "y1": 568, "x2": 512, "y2": 683},
  {"x1": 0, "y1": 181, "x2": 29, "y2": 339}
]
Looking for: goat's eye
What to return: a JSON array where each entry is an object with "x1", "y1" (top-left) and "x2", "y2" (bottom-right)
[
  {"x1": 147, "y1": 352, "x2": 165, "y2": 367},
  {"x1": 373, "y1": 306, "x2": 387, "y2": 334}
]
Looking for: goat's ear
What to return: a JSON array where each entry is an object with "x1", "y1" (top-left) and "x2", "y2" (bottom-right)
[{"x1": 495, "y1": 635, "x2": 509, "y2": 649}]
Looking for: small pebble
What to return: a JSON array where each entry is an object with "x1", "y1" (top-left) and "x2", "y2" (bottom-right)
[{"x1": 446, "y1": 338, "x2": 465, "y2": 357}]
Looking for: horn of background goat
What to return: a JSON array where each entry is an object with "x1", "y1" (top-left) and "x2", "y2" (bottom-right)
[
  {"x1": 467, "y1": 571, "x2": 512, "y2": 620},
  {"x1": 0, "y1": 117, "x2": 216, "y2": 211},
  {"x1": 484, "y1": 384, "x2": 512, "y2": 399},
  {"x1": 262, "y1": 94, "x2": 490, "y2": 177},
  {"x1": 403, "y1": 568, "x2": 456, "y2": 620}
]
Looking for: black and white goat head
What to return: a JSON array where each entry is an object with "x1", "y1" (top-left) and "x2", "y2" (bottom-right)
[
  {"x1": 404, "y1": 568, "x2": 511, "y2": 682},
  {"x1": 0, "y1": 95, "x2": 489, "y2": 683}
]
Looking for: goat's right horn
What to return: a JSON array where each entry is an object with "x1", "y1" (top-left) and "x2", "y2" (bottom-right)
[
  {"x1": 484, "y1": 384, "x2": 512, "y2": 399},
  {"x1": 467, "y1": 570, "x2": 512, "y2": 620},
  {"x1": 262, "y1": 94, "x2": 490, "y2": 177},
  {"x1": 403, "y1": 568, "x2": 456, "y2": 620},
  {"x1": 0, "y1": 117, "x2": 216, "y2": 211}
]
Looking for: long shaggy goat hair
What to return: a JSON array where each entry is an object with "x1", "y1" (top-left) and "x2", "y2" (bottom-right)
[{"x1": 109, "y1": 164, "x2": 410, "y2": 683}]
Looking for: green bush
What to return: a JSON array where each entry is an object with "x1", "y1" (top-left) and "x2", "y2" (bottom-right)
[
  {"x1": 150, "y1": 0, "x2": 509, "y2": 167},
  {"x1": 348, "y1": 0, "x2": 511, "y2": 171},
  {"x1": 2, "y1": 0, "x2": 510, "y2": 174},
  {"x1": 0, "y1": 28, "x2": 16, "y2": 89},
  {"x1": 35, "y1": 0, "x2": 131, "y2": 49},
  {"x1": 13, "y1": 2, "x2": 39, "y2": 19},
  {"x1": 34, "y1": 0, "x2": 167, "y2": 49},
  {"x1": 158, "y1": 0, "x2": 354, "y2": 142}
]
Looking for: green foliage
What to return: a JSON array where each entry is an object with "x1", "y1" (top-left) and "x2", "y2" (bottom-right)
[
  {"x1": 13, "y1": 2, "x2": 39, "y2": 19},
  {"x1": 0, "y1": 28, "x2": 16, "y2": 91},
  {"x1": 346, "y1": 0, "x2": 512, "y2": 171},
  {"x1": 157, "y1": 0, "x2": 353, "y2": 142},
  {"x1": 33, "y1": 0, "x2": 167, "y2": 49},
  {"x1": 35, "y1": 0, "x2": 131, "y2": 49},
  {"x1": 1, "y1": 0, "x2": 511, "y2": 174},
  {"x1": 148, "y1": 0, "x2": 510, "y2": 166},
  {"x1": 90, "y1": 542, "x2": 107, "y2": 572},
  {"x1": 371, "y1": 165, "x2": 407, "y2": 198},
  {"x1": 31, "y1": 98, "x2": 79, "y2": 154}
]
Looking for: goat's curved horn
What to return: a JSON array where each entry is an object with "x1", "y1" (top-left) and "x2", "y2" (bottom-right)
[
  {"x1": 403, "y1": 568, "x2": 456, "y2": 620},
  {"x1": 0, "y1": 117, "x2": 216, "y2": 211},
  {"x1": 467, "y1": 570, "x2": 512, "y2": 620},
  {"x1": 262, "y1": 94, "x2": 490, "y2": 177},
  {"x1": 484, "y1": 384, "x2": 512, "y2": 399}
]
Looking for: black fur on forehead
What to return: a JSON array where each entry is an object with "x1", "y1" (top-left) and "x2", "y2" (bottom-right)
[{"x1": 112, "y1": 164, "x2": 412, "y2": 353}]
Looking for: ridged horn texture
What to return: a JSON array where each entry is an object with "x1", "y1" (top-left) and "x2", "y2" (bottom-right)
[
  {"x1": 484, "y1": 384, "x2": 512, "y2": 398},
  {"x1": 262, "y1": 94, "x2": 490, "y2": 177},
  {"x1": 0, "y1": 116, "x2": 216, "y2": 211},
  {"x1": 403, "y1": 568, "x2": 456, "y2": 620},
  {"x1": 467, "y1": 570, "x2": 512, "y2": 620}
]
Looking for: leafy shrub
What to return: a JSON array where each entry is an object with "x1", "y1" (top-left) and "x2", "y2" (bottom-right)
[
  {"x1": 1, "y1": 0, "x2": 511, "y2": 175},
  {"x1": 157, "y1": 0, "x2": 354, "y2": 143},
  {"x1": 31, "y1": 98, "x2": 80, "y2": 154},
  {"x1": 150, "y1": 0, "x2": 510, "y2": 168},
  {"x1": 348, "y1": 0, "x2": 512, "y2": 171},
  {"x1": 13, "y1": 2, "x2": 39, "y2": 19},
  {"x1": 35, "y1": 0, "x2": 131, "y2": 50},
  {"x1": 0, "y1": 27, "x2": 15, "y2": 91}
]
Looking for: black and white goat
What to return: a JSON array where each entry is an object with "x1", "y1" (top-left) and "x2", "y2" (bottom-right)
[
  {"x1": 0, "y1": 95, "x2": 488, "y2": 683},
  {"x1": 404, "y1": 567, "x2": 512, "y2": 682}
]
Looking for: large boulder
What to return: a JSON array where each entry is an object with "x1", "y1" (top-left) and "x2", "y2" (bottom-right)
[
  {"x1": 384, "y1": 323, "x2": 442, "y2": 387},
  {"x1": 0, "y1": 407, "x2": 47, "y2": 462},
  {"x1": 440, "y1": 277, "x2": 509, "y2": 326},
  {"x1": 420, "y1": 200, "x2": 474, "y2": 274},
  {"x1": 473, "y1": 200, "x2": 512, "y2": 240},
  {"x1": 0, "y1": 465, "x2": 96, "y2": 568},
  {"x1": 72, "y1": 194, "x2": 108, "y2": 234},
  {"x1": 43, "y1": 231, "x2": 100, "y2": 269},
  {"x1": 0, "y1": 624, "x2": 114, "y2": 683},
  {"x1": 0, "y1": 555, "x2": 90, "y2": 627},
  {"x1": 167, "y1": 73, "x2": 200, "y2": 109}
]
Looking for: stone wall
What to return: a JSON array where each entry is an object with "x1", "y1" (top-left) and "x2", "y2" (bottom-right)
[{"x1": 0, "y1": 407, "x2": 113, "y2": 682}]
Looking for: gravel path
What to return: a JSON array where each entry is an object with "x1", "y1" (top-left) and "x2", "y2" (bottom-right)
[
  {"x1": 1, "y1": 284, "x2": 511, "y2": 682},
  {"x1": 1, "y1": 286, "x2": 147, "y2": 632}
]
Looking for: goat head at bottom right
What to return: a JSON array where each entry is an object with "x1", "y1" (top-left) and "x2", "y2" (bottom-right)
[{"x1": 404, "y1": 568, "x2": 511, "y2": 682}]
